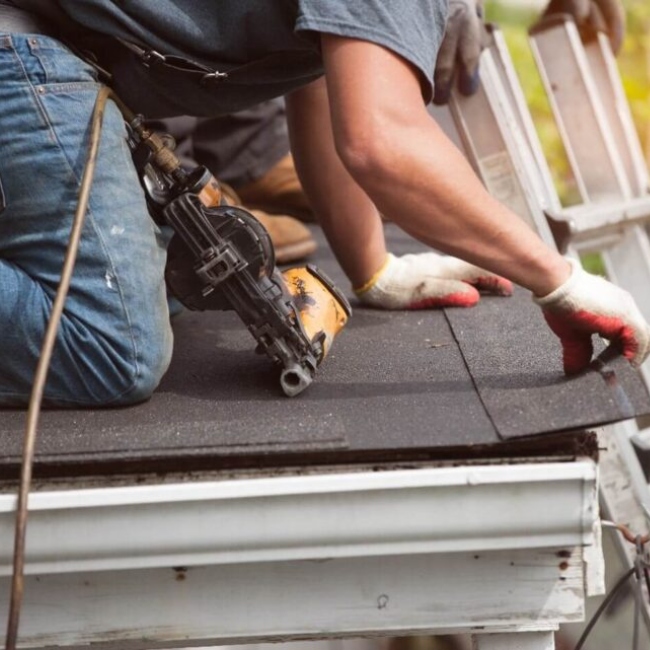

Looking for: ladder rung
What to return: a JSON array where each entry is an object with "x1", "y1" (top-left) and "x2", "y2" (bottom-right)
[{"x1": 546, "y1": 196, "x2": 650, "y2": 250}]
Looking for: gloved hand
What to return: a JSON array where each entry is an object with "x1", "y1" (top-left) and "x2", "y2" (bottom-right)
[
  {"x1": 538, "y1": 0, "x2": 626, "y2": 54},
  {"x1": 433, "y1": 0, "x2": 488, "y2": 105},
  {"x1": 534, "y1": 259, "x2": 650, "y2": 375},
  {"x1": 354, "y1": 252, "x2": 513, "y2": 310}
]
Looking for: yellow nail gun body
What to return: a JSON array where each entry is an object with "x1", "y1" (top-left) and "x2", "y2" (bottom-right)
[{"x1": 128, "y1": 117, "x2": 350, "y2": 397}]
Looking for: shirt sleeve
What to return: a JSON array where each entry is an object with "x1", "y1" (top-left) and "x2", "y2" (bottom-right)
[{"x1": 294, "y1": 0, "x2": 448, "y2": 104}]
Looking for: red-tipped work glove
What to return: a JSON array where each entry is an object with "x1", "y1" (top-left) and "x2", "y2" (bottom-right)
[
  {"x1": 534, "y1": 259, "x2": 650, "y2": 375},
  {"x1": 354, "y1": 252, "x2": 513, "y2": 310}
]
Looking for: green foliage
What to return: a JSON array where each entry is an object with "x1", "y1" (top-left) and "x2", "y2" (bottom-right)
[
  {"x1": 580, "y1": 252, "x2": 607, "y2": 276},
  {"x1": 619, "y1": 1, "x2": 650, "y2": 151}
]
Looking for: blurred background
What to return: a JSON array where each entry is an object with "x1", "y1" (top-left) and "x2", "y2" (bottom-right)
[{"x1": 487, "y1": 0, "x2": 650, "y2": 207}]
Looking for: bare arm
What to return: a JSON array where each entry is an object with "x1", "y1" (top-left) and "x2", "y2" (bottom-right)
[
  {"x1": 317, "y1": 34, "x2": 570, "y2": 297},
  {"x1": 285, "y1": 78, "x2": 387, "y2": 288},
  {"x1": 285, "y1": 32, "x2": 650, "y2": 372}
]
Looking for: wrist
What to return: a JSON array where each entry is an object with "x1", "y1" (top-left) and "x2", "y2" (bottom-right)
[
  {"x1": 353, "y1": 254, "x2": 391, "y2": 295},
  {"x1": 530, "y1": 256, "x2": 573, "y2": 299},
  {"x1": 533, "y1": 258, "x2": 580, "y2": 305}
]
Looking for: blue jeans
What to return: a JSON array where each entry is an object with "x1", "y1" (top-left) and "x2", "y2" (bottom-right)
[{"x1": 0, "y1": 34, "x2": 173, "y2": 407}]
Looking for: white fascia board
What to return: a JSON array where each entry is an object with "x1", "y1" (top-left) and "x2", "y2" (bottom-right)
[{"x1": 0, "y1": 461, "x2": 597, "y2": 576}]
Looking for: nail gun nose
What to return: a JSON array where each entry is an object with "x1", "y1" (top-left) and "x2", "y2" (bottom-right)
[{"x1": 280, "y1": 363, "x2": 314, "y2": 397}]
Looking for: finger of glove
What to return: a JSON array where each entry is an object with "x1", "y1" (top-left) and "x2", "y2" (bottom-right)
[
  {"x1": 358, "y1": 274, "x2": 480, "y2": 310},
  {"x1": 572, "y1": 309, "x2": 648, "y2": 366},
  {"x1": 433, "y1": 13, "x2": 463, "y2": 105},
  {"x1": 543, "y1": 311, "x2": 594, "y2": 375},
  {"x1": 465, "y1": 274, "x2": 514, "y2": 296},
  {"x1": 440, "y1": 261, "x2": 514, "y2": 296},
  {"x1": 541, "y1": 0, "x2": 621, "y2": 51},
  {"x1": 405, "y1": 278, "x2": 481, "y2": 309},
  {"x1": 433, "y1": 1, "x2": 475, "y2": 105},
  {"x1": 544, "y1": 305, "x2": 650, "y2": 370},
  {"x1": 542, "y1": 0, "x2": 591, "y2": 22},
  {"x1": 594, "y1": 0, "x2": 625, "y2": 53},
  {"x1": 418, "y1": 254, "x2": 514, "y2": 296},
  {"x1": 455, "y1": 16, "x2": 482, "y2": 96},
  {"x1": 578, "y1": 4, "x2": 609, "y2": 45}
]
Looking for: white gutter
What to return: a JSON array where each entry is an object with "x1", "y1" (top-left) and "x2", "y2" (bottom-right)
[{"x1": 0, "y1": 461, "x2": 597, "y2": 576}]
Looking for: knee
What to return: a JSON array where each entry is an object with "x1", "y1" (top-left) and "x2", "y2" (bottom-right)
[
  {"x1": 0, "y1": 320, "x2": 173, "y2": 408},
  {"x1": 47, "y1": 314, "x2": 174, "y2": 408},
  {"x1": 106, "y1": 321, "x2": 174, "y2": 406}
]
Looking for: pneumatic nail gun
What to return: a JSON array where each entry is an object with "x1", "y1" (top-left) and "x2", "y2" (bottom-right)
[{"x1": 127, "y1": 116, "x2": 351, "y2": 397}]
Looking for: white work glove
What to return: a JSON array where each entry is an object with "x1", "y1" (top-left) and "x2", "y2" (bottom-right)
[
  {"x1": 534, "y1": 259, "x2": 650, "y2": 375},
  {"x1": 433, "y1": 0, "x2": 488, "y2": 105},
  {"x1": 538, "y1": 0, "x2": 626, "y2": 54},
  {"x1": 354, "y1": 252, "x2": 513, "y2": 310}
]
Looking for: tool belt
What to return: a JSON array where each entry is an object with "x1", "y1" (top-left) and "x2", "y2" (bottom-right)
[
  {"x1": 0, "y1": 4, "x2": 232, "y2": 117},
  {"x1": 87, "y1": 35, "x2": 239, "y2": 118},
  {"x1": 0, "y1": 4, "x2": 322, "y2": 119},
  {"x1": 85, "y1": 37, "x2": 321, "y2": 119}
]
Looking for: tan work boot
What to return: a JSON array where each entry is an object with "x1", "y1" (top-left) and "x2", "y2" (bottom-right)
[
  {"x1": 220, "y1": 182, "x2": 317, "y2": 264},
  {"x1": 236, "y1": 153, "x2": 315, "y2": 222}
]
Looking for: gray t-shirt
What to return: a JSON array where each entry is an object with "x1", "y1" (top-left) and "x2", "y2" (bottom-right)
[{"x1": 13, "y1": 0, "x2": 447, "y2": 116}]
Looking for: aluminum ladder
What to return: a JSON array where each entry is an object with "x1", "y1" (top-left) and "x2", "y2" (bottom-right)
[{"x1": 429, "y1": 16, "x2": 650, "y2": 627}]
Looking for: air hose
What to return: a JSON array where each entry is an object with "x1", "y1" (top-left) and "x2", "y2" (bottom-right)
[{"x1": 4, "y1": 85, "x2": 132, "y2": 650}]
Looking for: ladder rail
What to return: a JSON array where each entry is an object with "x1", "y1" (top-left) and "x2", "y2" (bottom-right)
[
  {"x1": 428, "y1": 28, "x2": 557, "y2": 247},
  {"x1": 528, "y1": 17, "x2": 650, "y2": 619},
  {"x1": 585, "y1": 32, "x2": 650, "y2": 197},
  {"x1": 529, "y1": 16, "x2": 633, "y2": 203},
  {"x1": 429, "y1": 19, "x2": 650, "y2": 629},
  {"x1": 490, "y1": 27, "x2": 563, "y2": 214}
]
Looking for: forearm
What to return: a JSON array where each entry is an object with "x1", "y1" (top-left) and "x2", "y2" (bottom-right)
[
  {"x1": 321, "y1": 35, "x2": 570, "y2": 297},
  {"x1": 350, "y1": 113, "x2": 568, "y2": 296},
  {"x1": 285, "y1": 79, "x2": 387, "y2": 288}
]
